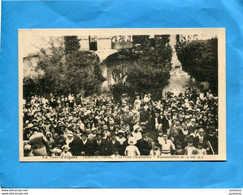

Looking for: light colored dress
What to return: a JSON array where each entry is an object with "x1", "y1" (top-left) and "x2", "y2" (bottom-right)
[{"x1": 125, "y1": 145, "x2": 140, "y2": 157}]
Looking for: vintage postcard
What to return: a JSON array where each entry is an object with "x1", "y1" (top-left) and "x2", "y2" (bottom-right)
[{"x1": 18, "y1": 28, "x2": 226, "y2": 161}]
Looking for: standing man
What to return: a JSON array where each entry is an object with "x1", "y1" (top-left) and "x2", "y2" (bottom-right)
[
  {"x1": 162, "y1": 112, "x2": 170, "y2": 134},
  {"x1": 137, "y1": 132, "x2": 153, "y2": 155},
  {"x1": 93, "y1": 133, "x2": 109, "y2": 156},
  {"x1": 77, "y1": 132, "x2": 92, "y2": 156}
]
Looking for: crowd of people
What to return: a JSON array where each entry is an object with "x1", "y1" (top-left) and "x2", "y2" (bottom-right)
[{"x1": 23, "y1": 87, "x2": 218, "y2": 158}]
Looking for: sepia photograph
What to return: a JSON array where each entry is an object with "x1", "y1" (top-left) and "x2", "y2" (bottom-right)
[{"x1": 18, "y1": 28, "x2": 226, "y2": 161}]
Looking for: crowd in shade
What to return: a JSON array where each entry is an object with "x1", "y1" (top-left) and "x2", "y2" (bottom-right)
[{"x1": 23, "y1": 87, "x2": 218, "y2": 158}]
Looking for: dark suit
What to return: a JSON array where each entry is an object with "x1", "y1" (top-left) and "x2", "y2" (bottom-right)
[
  {"x1": 107, "y1": 140, "x2": 120, "y2": 155},
  {"x1": 137, "y1": 138, "x2": 152, "y2": 155},
  {"x1": 69, "y1": 137, "x2": 81, "y2": 156},
  {"x1": 162, "y1": 116, "x2": 169, "y2": 133},
  {"x1": 79, "y1": 139, "x2": 93, "y2": 156},
  {"x1": 117, "y1": 140, "x2": 127, "y2": 156},
  {"x1": 70, "y1": 138, "x2": 92, "y2": 156},
  {"x1": 92, "y1": 139, "x2": 109, "y2": 156}
]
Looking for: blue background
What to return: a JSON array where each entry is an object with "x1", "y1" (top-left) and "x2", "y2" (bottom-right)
[{"x1": 0, "y1": 0, "x2": 243, "y2": 188}]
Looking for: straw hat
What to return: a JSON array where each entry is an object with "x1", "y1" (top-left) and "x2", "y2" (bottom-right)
[
  {"x1": 128, "y1": 137, "x2": 137, "y2": 145},
  {"x1": 62, "y1": 145, "x2": 70, "y2": 150}
]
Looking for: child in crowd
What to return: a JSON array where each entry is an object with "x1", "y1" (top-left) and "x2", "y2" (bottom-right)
[
  {"x1": 111, "y1": 148, "x2": 120, "y2": 158},
  {"x1": 196, "y1": 142, "x2": 207, "y2": 155},
  {"x1": 150, "y1": 145, "x2": 161, "y2": 157},
  {"x1": 125, "y1": 137, "x2": 140, "y2": 157},
  {"x1": 60, "y1": 145, "x2": 72, "y2": 157},
  {"x1": 175, "y1": 142, "x2": 185, "y2": 155},
  {"x1": 185, "y1": 141, "x2": 197, "y2": 155}
]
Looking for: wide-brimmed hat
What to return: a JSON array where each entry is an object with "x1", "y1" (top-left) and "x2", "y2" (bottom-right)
[
  {"x1": 66, "y1": 131, "x2": 73, "y2": 137},
  {"x1": 172, "y1": 109, "x2": 178, "y2": 113},
  {"x1": 24, "y1": 144, "x2": 31, "y2": 150},
  {"x1": 62, "y1": 145, "x2": 70, "y2": 150},
  {"x1": 32, "y1": 119, "x2": 38, "y2": 123},
  {"x1": 185, "y1": 116, "x2": 190, "y2": 120},
  {"x1": 52, "y1": 148, "x2": 62, "y2": 154},
  {"x1": 133, "y1": 124, "x2": 142, "y2": 131},
  {"x1": 198, "y1": 129, "x2": 204, "y2": 133},
  {"x1": 117, "y1": 130, "x2": 124, "y2": 135},
  {"x1": 140, "y1": 122, "x2": 146, "y2": 126},
  {"x1": 46, "y1": 131, "x2": 52, "y2": 136},
  {"x1": 162, "y1": 133, "x2": 168, "y2": 137},
  {"x1": 31, "y1": 127, "x2": 39, "y2": 132},
  {"x1": 128, "y1": 137, "x2": 137, "y2": 145},
  {"x1": 91, "y1": 127, "x2": 98, "y2": 132},
  {"x1": 25, "y1": 123, "x2": 34, "y2": 129}
]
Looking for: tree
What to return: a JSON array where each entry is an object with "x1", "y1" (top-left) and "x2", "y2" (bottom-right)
[
  {"x1": 23, "y1": 54, "x2": 45, "y2": 97},
  {"x1": 23, "y1": 36, "x2": 104, "y2": 97},
  {"x1": 64, "y1": 36, "x2": 104, "y2": 96},
  {"x1": 175, "y1": 38, "x2": 218, "y2": 94},
  {"x1": 106, "y1": 35, "x2": 172, "y2": 100},
  {"x1": 65, "y1": 50, "x2": 104, "y2": 96},
  {"x1": 64, "y1": 36, "x2": 80, "y2": 53},
  {"x1": 36, "y1": 37, "x2": 67, "y2": 95}
]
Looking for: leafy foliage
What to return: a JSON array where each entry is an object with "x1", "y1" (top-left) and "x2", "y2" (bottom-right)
[
  {"x1": 106, "y1": 35, "x2": 172, "y2": 100},
  {"x1": 65, "y1": 50, "x2": 104, "y2": 96},
  {"x1": 64, "y1": 36, "x2": 80, "y2": 53},
  {"x1": 175, "y1": 38, "x2": 218, "y2": 94}
]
